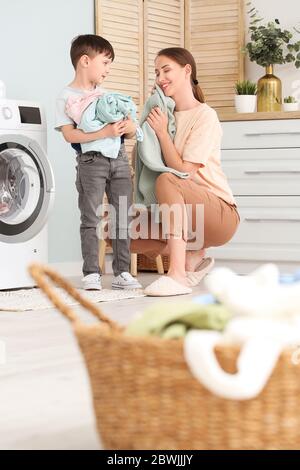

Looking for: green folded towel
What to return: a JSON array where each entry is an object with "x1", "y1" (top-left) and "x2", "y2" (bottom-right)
[
  {"x1": 134, "y1": 85, "x2": 189, "y2": 208},
  {"x1": 125, "y1": 301, "x2": 232, "y2": 339}
]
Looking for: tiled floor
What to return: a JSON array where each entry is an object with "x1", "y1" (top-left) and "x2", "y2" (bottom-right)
[{"x1": 0, "y1": 273, "x2": 207, "y2": 450}]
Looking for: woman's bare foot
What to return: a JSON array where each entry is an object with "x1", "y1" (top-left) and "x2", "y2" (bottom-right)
[
  {"x1": 185, "y1": 249, "x2": 206, "y2": 272},
  {"x1": 167, "y1": 270, "x2": 190, "y2": 287}
]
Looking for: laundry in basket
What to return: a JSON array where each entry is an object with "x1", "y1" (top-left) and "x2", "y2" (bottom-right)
[{"x1": 29, "y1": 263, "x2": 300, "y2": 450}]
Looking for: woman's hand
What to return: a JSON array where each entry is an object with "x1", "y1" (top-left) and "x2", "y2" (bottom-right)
[{"x1": 146, "y1": 107, "x2": 168, "y2": 139}]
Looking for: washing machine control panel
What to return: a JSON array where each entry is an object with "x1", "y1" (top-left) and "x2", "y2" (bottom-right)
[
  {"x1": 0, "y1": 99, "x2": 45, "y2": 130},
  {"x1": 2, "y1": 106, "x2": 13, "y2": 120},
  {"x1": 0, "y1": 100, "x2": 19, "y2": 129}
]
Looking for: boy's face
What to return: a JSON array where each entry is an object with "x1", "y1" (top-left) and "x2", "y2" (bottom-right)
[{"x1": 87, "y1": 52, "x2": 112, "y2": 85}]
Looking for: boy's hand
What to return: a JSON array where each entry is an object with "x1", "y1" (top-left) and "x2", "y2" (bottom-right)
[
  {"x1": 122, "y1": 115, "x2": 137, "y2": 135},
  {"x1": 100, "y1": 120, "x2": 127, "y2": 138}
]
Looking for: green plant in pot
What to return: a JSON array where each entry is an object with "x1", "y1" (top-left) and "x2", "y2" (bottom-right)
[
  {"x1": 234, "y1": 80, "x2": 257, "y2": 113},
  {"x1": 283, "y1": 95, "x2": 299, "y2": 111},
  {"x1": 244, "y1": 2, "x2": 300, "y2": 112}
]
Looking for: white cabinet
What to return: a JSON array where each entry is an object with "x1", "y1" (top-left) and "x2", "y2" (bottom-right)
[
  {"x1": 208, "y1": 118, "x2": 300, "y2": 274},
  {"x1": 221, "y1": 119, "x2": 300, "y2": 149}
]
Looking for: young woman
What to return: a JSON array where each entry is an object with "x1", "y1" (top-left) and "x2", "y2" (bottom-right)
[{"x1": 132, "y1": 47, "x2": 240, "y2": 296}]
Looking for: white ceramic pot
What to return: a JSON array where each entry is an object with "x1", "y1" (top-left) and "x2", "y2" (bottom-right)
[
  {"x1": 283, "y1": 102, "x2": 299, "y2": 112},
  {"x1": 235, "y1": 95, "x2": 257, "y2": 113}
]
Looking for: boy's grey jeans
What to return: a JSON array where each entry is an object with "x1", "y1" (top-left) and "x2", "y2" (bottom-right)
[{"x1": 75, "y1": 144, "x2": 132, "y2": 277}]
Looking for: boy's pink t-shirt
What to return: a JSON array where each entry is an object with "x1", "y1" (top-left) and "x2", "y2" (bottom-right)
[
  {"x1": 174, "y1": 103, "x2": 236, "y2": 206},
  {"x1": 65, "y1": 89, "x2": 104, "y2": 125}
]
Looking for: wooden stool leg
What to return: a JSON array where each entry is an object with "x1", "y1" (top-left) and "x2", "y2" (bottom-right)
[
  {"x1": 156, "y1": 255, "x2": 165, "y2": 274},
  {"x1": 99, "y1": 239, "x2": 106, "y2": 274},
  {"x1": 130, "y1": 253, "x2": 137, "y2": 277}
]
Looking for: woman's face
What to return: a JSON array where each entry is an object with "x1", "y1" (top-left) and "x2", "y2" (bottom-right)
[{"x1": 154, "y1": 55, "x2": 190, "y2": 97}]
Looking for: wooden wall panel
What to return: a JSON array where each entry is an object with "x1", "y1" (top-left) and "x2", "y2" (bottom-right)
[
  {"x1": 185, "y1": 0, "x2": 244, "y2": 112},
  {"x1": 143, "y1": 0, "x2": 184, "y2": 100},
  {"x1": 95, "y1": 0, "x2": 144, "y2": 161},
  {"x1": 96, "y1": 0, "x2": 245, "y2": 112}
]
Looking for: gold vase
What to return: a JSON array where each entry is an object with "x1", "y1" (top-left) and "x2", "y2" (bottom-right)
[{"x1": 257, "y1": 65, "x2": 282, "y2": 112}]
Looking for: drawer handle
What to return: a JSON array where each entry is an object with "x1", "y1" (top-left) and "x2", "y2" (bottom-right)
[
  {"x1": 244, "y1": 170, "x2": 300, "y2": 175},
  {"x1": 245, "y1": 132, "x2": 300, "y2": 136},
  {"x1": 245, "y1": 217, "x2": 300, "y2": 223}
]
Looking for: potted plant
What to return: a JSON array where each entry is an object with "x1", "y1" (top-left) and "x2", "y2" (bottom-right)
[
  {"x1": 244, "y1": 2, "x2": 300, "y2": 112},
  {"x1": 235, "y1": 80, "x2": 257, "y2": 113},
  {"x1": 283, "y1": 96, "x2": 299, "y2": 111}
]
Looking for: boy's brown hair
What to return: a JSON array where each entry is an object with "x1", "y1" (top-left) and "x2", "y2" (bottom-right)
[{"x1": 70, "y1": 34, "x2": 115, "y2": 69}]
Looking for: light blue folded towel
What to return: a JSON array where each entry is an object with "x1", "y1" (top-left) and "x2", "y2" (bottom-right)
[{"x1": 79, "y1": 92, "x2": 143, "y2": 158}]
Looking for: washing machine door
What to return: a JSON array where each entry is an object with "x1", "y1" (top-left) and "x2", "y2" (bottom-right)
[{"x1": 0, "y1": 134, "x2": 55, "y2": 243}]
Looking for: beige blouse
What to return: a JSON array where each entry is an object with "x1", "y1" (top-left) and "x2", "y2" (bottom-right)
[{"x1": 174, "y1": 103, "x2": 236, "y2": 205}]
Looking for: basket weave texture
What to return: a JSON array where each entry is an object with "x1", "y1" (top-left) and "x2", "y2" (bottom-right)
[
  {"x1": 137, "y1": 254, "x2": 169, "y2": 272},
  {"x1": 29, "y1": 263, "x2": 300, "y2": 450}
]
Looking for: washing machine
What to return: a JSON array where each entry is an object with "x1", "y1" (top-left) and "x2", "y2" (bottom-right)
[{"x1": 0, "y1": 99, "x2": 55, "y2": 289}]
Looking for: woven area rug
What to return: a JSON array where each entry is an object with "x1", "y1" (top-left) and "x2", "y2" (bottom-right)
[{"x1": 0, "y1": 287, "x2": 145, "y2": 312}]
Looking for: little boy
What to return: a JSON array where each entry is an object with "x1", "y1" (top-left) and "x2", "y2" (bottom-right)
[{"x1": 55, "y1": 34, "x2": 142, "y2": 290}]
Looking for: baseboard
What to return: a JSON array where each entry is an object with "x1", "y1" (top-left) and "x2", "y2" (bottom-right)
[
  {"x1": 211, "y1": 258, "x2": 299, "y2": 275},
  {"x1": 48, "y1": 261, "x2": 82, "y2": 277},
  {"x1": 49, "y1": 256, "x2": 113, "y2": 277}
]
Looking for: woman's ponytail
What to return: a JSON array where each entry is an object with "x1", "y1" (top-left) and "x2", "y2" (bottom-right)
[{"x1": 192, "y1": 79, "x2": 205, "y2": 103}]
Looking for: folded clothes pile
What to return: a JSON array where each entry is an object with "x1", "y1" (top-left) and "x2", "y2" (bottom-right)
[
  {"x1": 188, "y1": 263, "x2": 300, "y2": 400},
  {"x1": 205, "y1": 263, "x2": 300, "y2": 317},
  {"x1": 125, "y1": 300, "x2": 231, "y2": 339},
  {"x1": 127, "y1": 263, "x2": 300, "y2": 400},
  {"x1": 65, "y1": 91, "x2": 143, "y2": 158}
]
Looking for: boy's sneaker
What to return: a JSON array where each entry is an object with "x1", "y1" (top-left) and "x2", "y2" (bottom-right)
[
  {"x1": 82, "y1": 273, "x2": 102, "y2": 290},
  {"x1": 112, "y1": 272, "x2": 142, "y2": 290}
]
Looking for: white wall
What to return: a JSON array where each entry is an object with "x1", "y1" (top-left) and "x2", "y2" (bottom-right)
[
  {"x1": 244, "y1": 0, "x2": 300, "y2": 100},
  {"x1": 0, "y1": 0, "x2": 94, "y2": 265}
]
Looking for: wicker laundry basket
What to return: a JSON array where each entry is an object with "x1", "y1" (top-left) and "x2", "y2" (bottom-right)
[
  {"x1": 137, "y1": 253, "x2": 169, "y2": 272},
  {"x1": 29, "y1": 263, "x2": 300, "y2": 450}
]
